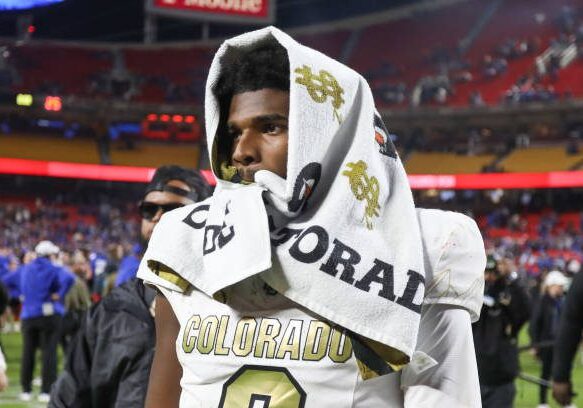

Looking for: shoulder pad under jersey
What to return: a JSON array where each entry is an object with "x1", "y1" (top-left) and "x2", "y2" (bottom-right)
[{"x1": 416, "y1": 208, "x2": 486, "y2": 322}]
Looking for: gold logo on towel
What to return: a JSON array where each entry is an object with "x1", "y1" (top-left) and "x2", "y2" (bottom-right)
[
  {"x1": 342, "y1": 160, "x2": 380, "y2": 230},
  {"x1": 294, "y1": 65, "x2": 345, "y2": 123}
]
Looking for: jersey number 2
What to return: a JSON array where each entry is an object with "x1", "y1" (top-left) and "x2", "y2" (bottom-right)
[{"x1": 219, "y1": 365, "x2": 307, "y2": 408}]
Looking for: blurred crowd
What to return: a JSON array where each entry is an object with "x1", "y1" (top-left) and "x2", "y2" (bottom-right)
[
  {"x1": 0, "y1": 170, "x2": 582, "y2": 408},
  {"x1": 482, "y1": 208, "x2": 583, "y2": 282},
  {"x1": 415, "y1": 188, "x2": 583, "y2": 407},
  {"x1": 0, "y1": 200, "x2": 141, "y2": 305}
]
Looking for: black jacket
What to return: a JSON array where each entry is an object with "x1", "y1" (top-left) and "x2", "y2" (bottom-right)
[
  {"x1": 472, "y1": 277, "x2": 531, "y2": 385},
  {"x1": 529, "y1": 293, "x2": 563, "y2": 345},
  {"x1": 552, "y1": 272, "x2": 583, "y2": 382},
  {"x1": 49, "y1": 279, "x2": 156, "y2": 408}
]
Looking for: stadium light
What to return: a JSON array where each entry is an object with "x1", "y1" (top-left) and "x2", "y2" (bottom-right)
[
  {"x1": 44, "y1": 96, "x2": 62, "y2": 112},
  {"x1": 16, "y1": 93, "x2": 33, "y2": 107}
]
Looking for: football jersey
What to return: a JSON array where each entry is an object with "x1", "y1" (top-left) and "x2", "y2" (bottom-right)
[
  {"x1": 158, "y1": 276, "x2": 404, "y2": 408},
  {"x1": 139, "y1": 208, "x2": 485, "y2": 407}
]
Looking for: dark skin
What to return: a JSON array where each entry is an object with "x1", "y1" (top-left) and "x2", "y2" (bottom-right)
[
  {"x1": 145, "y1": 294, "x2": 183, "y2": 408},
  {"x1": 141, "y1": 180, "x2": 194, "y2": 242},
  {"x1": 228, "y1": 88, "x2": 289, "y2": 182},
  {"x1": 145, "y1": 89, "x2": 290, "y2": 407}
]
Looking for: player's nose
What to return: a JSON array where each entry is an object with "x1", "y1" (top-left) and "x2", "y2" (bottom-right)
[{"x1": 232, "y1": 129, "x2": 260, "y2": 166}]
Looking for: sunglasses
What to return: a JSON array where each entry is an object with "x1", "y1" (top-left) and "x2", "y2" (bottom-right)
[{"x1": 139, "y1": 201, "x2": 184, "y2": 221}]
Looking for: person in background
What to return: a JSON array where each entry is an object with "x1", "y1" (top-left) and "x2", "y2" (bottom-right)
[
  {"x1": 49, "y1": 165, "x2": 213, "y2": 408},
  {"x1": 0, "y1": 280, "x2": 9, "y2": 392},
  {"x1": 0, "y1": 247, "x2": 10, "y2": 281},
  {"x1": 88, "y1": 248, "x2": 109, "y2": 302},
  {"x1": 1, "y1": 251, "x2": 29, "y2": 332},
  {"x1": 473, "y1": 254, "x2": 531, "y2": 408},
  {"x1": 60, "y1": 250, "x2": 92, "y2": 353},
  {"x1": 100, "y1": 243, "x2": 124, "y2": 298},
  {"x1": 552, "y1": 270, "x2": 583, "y2": 407},
  {"x1": 530, "y1": 270, "x2": 569, "y2": 408},
  {"x1": 19, "y1": 240, "x2": 74, "y2": 403},
  {"x1": 114, "y1": 243, "x2": 141, "y2": 287}
]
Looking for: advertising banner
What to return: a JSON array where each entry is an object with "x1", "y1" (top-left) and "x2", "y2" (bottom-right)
[{"x1": 147, "y1": 0, "x2": 275, "y2": 24}]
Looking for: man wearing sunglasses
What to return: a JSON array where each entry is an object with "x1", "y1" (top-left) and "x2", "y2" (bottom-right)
[
  {"x1": 49, "y1": 165, "x2": 213, "y2": 408},
  {"x1": 115, "y1": 166, "x2": 210, "y2": 287}
]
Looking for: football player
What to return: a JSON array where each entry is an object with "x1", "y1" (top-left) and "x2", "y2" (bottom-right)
[{"x1": 140, "y1": 28, "x2": 485, "y2": 408}]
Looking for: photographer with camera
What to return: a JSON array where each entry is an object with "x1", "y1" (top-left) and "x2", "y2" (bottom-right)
[{"x1": 473, "y1": 254, "x2": 531, "y2": 408}]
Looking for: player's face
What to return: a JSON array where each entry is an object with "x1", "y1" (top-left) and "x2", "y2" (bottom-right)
[
  {"x1": 227, "y1": 89, "x2": 289, "y2": 182},
  {"x1": 140, "y1": 179, "x2": 194, "y2": 243}
]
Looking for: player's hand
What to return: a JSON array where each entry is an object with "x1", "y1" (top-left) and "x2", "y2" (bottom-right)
[{"x1": 552, "y1": 381, "x2": 572, "y2": 405}]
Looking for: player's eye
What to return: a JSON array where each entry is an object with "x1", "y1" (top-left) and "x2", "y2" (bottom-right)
[
  {"x1": 227, "y1": 127, "x2": 241, "y2": 140},
  {"x1": 262, "y1": 123, "x2": 286, "y2": 135}
]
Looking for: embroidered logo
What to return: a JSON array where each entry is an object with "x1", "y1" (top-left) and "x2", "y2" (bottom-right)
[
  {"x1": 374, "y1": 113, "x2": 397, "y2": 159},
  {"x1": 342, "y1": 160, "x2": 380, "y2": 230},
  {"x1": 294, "y1": 65, "x2": 345, "y2": 123}
]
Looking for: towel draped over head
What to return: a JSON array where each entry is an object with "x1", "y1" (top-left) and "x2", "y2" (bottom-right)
[{"x1": 138, "y1": 26, "x2": 425, "y2": 362}]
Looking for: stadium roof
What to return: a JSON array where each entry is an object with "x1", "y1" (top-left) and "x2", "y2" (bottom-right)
[{"x1": 0, "y1": 0, "x2": 421, "y2": 42}]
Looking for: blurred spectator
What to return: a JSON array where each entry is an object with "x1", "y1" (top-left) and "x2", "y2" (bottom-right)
[
  {"x1": 49, "y1": 165, "x2": 213, "y2": 408},
  {"x1": 529, "y1": 270, "x2": 569, "y2": 408},
  {"x1": 0, "y1": 280, "x2": 8, "y2": 392},
  {"x1": 88, "y1": 247, "x2": 111, "y2": 301},
  {"x1": 469, "y1": 90, "x2": 484, "y2": 107},
  {"x1": 60, "y1": 250, "x2": 92, "y2": 353},
  {"x1": 113, "y1": 243, "x2": 141, "y2": 287},
  {"x1": 503, "y1": 75, "x2": 558, "y2": 105},
  {"x1": 552, "y1": 270, "x2": 583, "y2": 406},
  {"x1": 2, "y1": 250, "x2": 34, "y2": 331},
  {"x1": 19, "y1": 240, "x2": 74, "y2": 403},
  {"x1": 473, "y1": 254, "x2": 531, "y2": 408},
  {"x1": 374, "y1": 82, "x2": 407, "y2": 105},
  {"x1": 483, "y1": 54, "x2": 508, "y2": 78},
  {"x1": 0, "y1": 248, "x2": 9, "y2": 280}
]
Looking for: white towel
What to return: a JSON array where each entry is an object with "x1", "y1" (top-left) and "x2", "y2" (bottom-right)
[{"x1": 138, "y1": 26, "x2": 425, "y2": 360}]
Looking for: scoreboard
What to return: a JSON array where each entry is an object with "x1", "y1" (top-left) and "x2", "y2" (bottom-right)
[{"x1": 146, "y1": 0, "x2": 275, "y2": 24}]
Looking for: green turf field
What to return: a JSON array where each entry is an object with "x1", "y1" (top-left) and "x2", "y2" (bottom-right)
[{"x1": 0, "y1": 327, "x2": 581, "y2": 407}]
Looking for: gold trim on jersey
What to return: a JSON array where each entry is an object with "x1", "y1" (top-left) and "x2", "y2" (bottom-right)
[
  {"x1": 148, "y1": 260, "x2": 191, "y2": 292},
  {"x1": 350, "y1": 334, "x2": 406, "y2": 380}
]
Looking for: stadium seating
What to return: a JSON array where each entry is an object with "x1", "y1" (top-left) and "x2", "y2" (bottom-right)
[
  {"x1": 499, "y1": 146, "x2": 583, "y2": 172},
  {"x1": 547, "y1": 58, "x2": 583, "y2": 96},
  {"x1": 350, "y1": 0, "x2": 490, "y2": 86},
  {"x1": 0, "y1": 134, "x2": 100, "y2": 164},
  {"x1": 3, "y1": 0, "x2": 582, "y2": 108},
  {"x1": 9, "y1": 44, "x2": 111, "y2": 95},
  {"x1": 295, "y1": 30, "x2": 351, "y2": 61},
  {"x1": 404, "y1": 151, "x2": 495, "y2": 174},
  {"x1": 447, "y1": 0, "x2": 579, "y2": 106},
  {"x1": 108, "y1": 140, "x2": 200, "y2": 168},
  {"x1": 123, "y1": 47, "x2": 213, "y2": 103}
]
